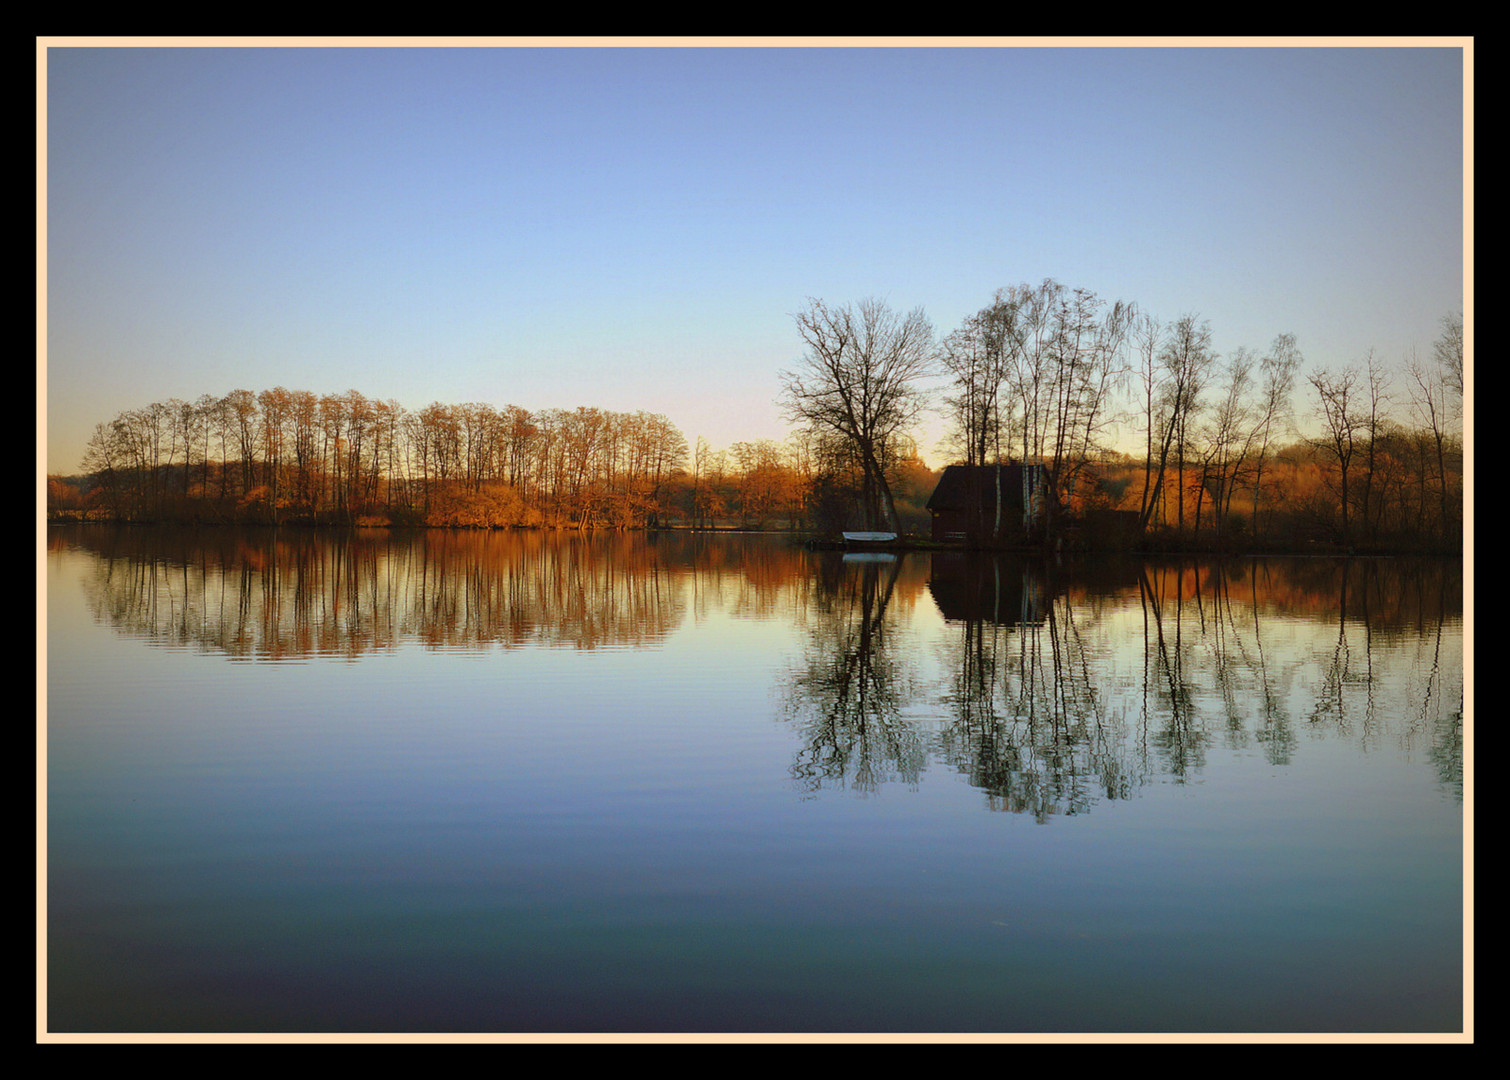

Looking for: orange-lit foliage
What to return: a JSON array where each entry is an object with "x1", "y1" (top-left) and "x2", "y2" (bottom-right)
[{"x1": 1050, "y1": 427, "x2": 1460, "y2": 552}]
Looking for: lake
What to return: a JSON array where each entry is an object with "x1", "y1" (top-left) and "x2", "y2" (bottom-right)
[{"x1": 43, "y1": 527, "x2": 1466, "y2": 1037}]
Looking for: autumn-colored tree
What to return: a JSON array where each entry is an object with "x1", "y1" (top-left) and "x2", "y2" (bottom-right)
[
  {"x1": 257, "y1": 387, "x2": 291, "y2": 519},
  {"x1": 47, "y1": 476, "x2": 85, "y2": 517},
  {"x1": 225, "y1": 389, "x2": 258, "y2": 497}
]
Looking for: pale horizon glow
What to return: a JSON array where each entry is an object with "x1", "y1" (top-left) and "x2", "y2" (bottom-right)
[{"x1": 41, "y1": 39, "x2": 1468, "y2": 475}]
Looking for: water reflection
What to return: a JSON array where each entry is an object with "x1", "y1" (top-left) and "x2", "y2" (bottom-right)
[
  {"x1": 779, "y1": 549, "x2": 1464, "y2": 812},
  {"x1": 56, "y1": 526, "x2": 817, "y2": 657},
  {"x1": 780, "y1": 553, "x2": 929, "y2": 793},
  {"x1": 46, "y1": 528, "x2": 1465, "y2": 1034},
  {"x1": 932, "y1": 556, "x2": 1149, "y2": 819},
  {"x1": 53, "y1": 527, "x2": 1464, "y2": 808}
]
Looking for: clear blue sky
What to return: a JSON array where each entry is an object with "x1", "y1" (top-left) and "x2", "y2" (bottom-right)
[{"x1": 42, "y1": 40, "x2": 1467, "y2": 474}]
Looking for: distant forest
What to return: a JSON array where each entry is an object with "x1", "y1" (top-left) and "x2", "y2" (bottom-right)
[
  {"x1": 50, "y1": 391, "x2": 937, "y2": 535},
  {"x1": 49, "y1": 286, "x2": 1464, "y2": 553}
]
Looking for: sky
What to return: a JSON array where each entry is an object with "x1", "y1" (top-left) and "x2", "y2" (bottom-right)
[{"x1": 40, "y1": 39, "x2": 1469, "y2": 475}]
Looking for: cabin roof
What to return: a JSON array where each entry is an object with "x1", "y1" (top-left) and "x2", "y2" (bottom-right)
[{"x1": 926, "y1": 464, "x2": 1039, "y2": 512}]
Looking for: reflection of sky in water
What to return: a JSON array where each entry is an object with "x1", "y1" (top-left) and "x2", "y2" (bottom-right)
[{"x1": 45, "y1": 534, "x2": 1464, "y2": 1035}]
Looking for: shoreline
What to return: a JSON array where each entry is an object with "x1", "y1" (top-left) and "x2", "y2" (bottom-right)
[{"x1": 45, "y1": 516, "x2": 1462, "y2": 558}]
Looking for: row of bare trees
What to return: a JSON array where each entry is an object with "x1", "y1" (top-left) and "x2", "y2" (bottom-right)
[
  {"x1": 66, "y1": 293, "x2": 1463, "y2": 548},
  {"x1": 77, "y1": 391, "x2": 694, "y2": 528},
  {"x1": 1299, "y1": 328, "x2": 1464, "y2": 549},
  {"x1": 937, "y1": 280, "x2": 1134, "y2": 535},
  {"x1": 70, "y1": 391, "x2": 913, "y2": 531},
  {"x1": 781, "y1": 288, "x2": 1463, "y2": 549}
]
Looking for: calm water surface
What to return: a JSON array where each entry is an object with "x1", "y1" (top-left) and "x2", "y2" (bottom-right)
[{"x1": 44, "y1": 527, "x2": 1466, "y2": 1035}]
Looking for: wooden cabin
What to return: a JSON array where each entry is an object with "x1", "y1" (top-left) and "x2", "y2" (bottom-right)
[{"x1": 925, "y1": 464, "x2": 1047, "y2": 544}]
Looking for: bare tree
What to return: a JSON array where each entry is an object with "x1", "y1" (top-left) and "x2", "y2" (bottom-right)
[
  {"x1": 257, "y1": 387, "x2": 290, "y2": 517},
  {"x1": 1357, "y1": 352, "x2": 1392, "y2": 545},
  {"x1": 165, "y1": 398, "x2": 195, "y2": 498},
  {"x1": 1132, "y1": 312, "x2": 1165, "y2": 527},
  {"x1": 1199, "y1": 347, "x2": 1256, "y2": 540},
  {"x1": 941, "y1": 293, "x2": 1025, "y2": 471},
  {"x1": 940, "y1": 314, "x2": 1001, "y2": 469},
  {"x1": 1434, "y1": 310, "x2": 1464, "y2": 398},
  {"x1": 781, "y1": 298, "x2": 936, "y2": 533},
  {"x1": 1307, "y1": 366, "x2": 1365, "y2": 547},
  {"x1": 225, "y1": 389, "x2": 259, "y2": 497},
  {"x1": 81, "y1": 420, "x2": 130, "y2": 518},
  {"x1": 287, "y1": 390, "x2": 321, "y2": 512},
  {"x1": 192, "y1": 393, "x2": 221, "y2": 500},
  {"x1": 1042, "y1": 286, "x2": 1133, "y2": 529},
  {"x1": 1407, "y1": 314, "x2": 1464, "y2": 543},
  {"x1": 939, "y1": 295, "x2": 1024, "y2": 540},
  {"x1": 1248, "y1": 334, "x2": 1302, "y2": 538},
  {"x1": 943, "y1": 280, "x2": 1132, "y2": 539},
  {"x1": 1140, "y1": 315, "x2": 1215, "y2": 532},
  {"x1": 500, "y1": 405, "x2": 538, "y2": 500}
]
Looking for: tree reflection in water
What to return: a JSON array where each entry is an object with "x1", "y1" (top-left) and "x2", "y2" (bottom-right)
[
  {"x1": 63, "y1": 526, "x2": 783, "y2": 657},
  {"x1": 931, "y1": 554, "x2": 1147, "y2": 820},
  {"x1": 783, "y1": 550, "x2": 1464, "y2": 815},
  {"x1": 58, "y1": 526, "x2": 1463, "y2": 807},
  {"x1": 779, "y1": 553, "x2": 928, "y2": 794}
]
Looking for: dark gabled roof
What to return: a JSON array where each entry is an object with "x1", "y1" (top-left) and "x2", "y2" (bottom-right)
[{"x1": 926, "y1": 464, "x2": 1039, "y2": 512}]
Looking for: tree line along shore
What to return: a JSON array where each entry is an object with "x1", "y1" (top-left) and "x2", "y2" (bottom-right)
[{"x1": 50, "y1": 282, "x2": 1464, "y2": 554}]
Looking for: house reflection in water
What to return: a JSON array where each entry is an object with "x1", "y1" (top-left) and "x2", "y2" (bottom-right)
[
  {"x1": 927, "y1": 551, "x2": 1051, "y2": 628},
  {"x1": 925, "y1": 552, "x2": 1153, "y2": 818}
]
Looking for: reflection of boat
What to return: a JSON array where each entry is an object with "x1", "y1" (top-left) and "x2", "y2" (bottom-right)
[
  {"x1": 804, "y1": 531, "x2": 901, "y2": 552},
  {"x1": 843, "y1": 551, "x2": 897, "y2": 564}
]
